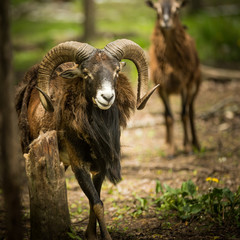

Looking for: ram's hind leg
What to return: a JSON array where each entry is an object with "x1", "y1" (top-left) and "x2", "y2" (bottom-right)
[
  {"x1": 189, "y1": 88, "x2": 200, "y2": 151},
  {"x1": 181, "y1": 89, "x2": 192, "y2": 153},
  {"x1": 160, "y1": 91, "x2": 176, "y2": 157}
]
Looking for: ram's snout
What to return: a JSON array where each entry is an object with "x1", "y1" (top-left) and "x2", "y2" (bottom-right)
[{"x1": 93, "y1": 81, "x2": 115, "y2": 110}]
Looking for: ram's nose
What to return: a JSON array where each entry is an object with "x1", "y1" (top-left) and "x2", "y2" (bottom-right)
[
  {"x1": 101, "y1": 93, "x2": 114, "y2": 103},
  {"x1": 163, "y1": 14, "x2": 170, "y2": 24}
]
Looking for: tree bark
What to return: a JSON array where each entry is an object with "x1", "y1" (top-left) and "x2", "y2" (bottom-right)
[
  {"x1": 83, "y1": 0, "x2": 96, "y2": 41},
  {"x1": 0, "y1": 0, "x2": 23, "y2": 239},
  {"x1": 25, "y1": 130, "x2": 70, "y2": 240}
]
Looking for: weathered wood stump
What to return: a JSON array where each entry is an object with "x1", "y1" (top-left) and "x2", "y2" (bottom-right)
[{"x1": 24, "y1": 130, "x2": 70, "y2": 240}]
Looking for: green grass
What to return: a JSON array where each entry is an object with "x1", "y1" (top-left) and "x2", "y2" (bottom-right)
[
  {"x1": 183, "y1": 12, "x2": 240, "y2": 65},
  {"x1": 95, "y1": 1, "x2": 154, "y2": 48},
  {"x1": 11, "y1": 0, "x2": 240, "y2": 75},
  {"x1": 12, "y1": 19, "x2": 81, "y2": 71}
]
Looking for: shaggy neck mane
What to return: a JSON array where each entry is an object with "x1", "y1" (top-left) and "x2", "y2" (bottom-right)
[
  {"x1": 61, "y1": 73, "x2": 135, "y2": 184},
  {"x1": 89, "y1": 105, "x2": 121, "y2": 184},
  {"x1": 62, "y1": 80, "x2": 121, "y2": 184},
  {"x1": 154, "y1": 18, "x2": 193, "y2": 72}
]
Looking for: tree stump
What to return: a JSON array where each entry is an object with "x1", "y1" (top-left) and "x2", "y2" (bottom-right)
[{"x1": 24, "y1": 130, "x2": 70, "y2": 240}]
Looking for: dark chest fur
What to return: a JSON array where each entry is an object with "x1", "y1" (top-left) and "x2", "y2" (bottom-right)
[
  {"x1": 63, "y1": 101, "x2": 122, "y2": 183},
  {"x1": 59, "y1": 73, "x2": 135, "y2": 184}
]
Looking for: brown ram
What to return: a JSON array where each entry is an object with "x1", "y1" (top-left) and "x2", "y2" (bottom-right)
[
  {"x1": 146, "y1": 0, "x2": 201, "y2": 156},
  {"x1": 15, "y1": 39, "x2": 159, "y2": 240}
]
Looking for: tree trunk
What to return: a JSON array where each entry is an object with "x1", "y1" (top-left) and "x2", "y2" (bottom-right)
[
  {"x1": 25, "y1": 130, "x2": 71, "y2": 240},
  {"x1": 83, "y1": 0, "x2": 96, "y2": 41},
  {"x1": 190, "y1": 0, "x2": 203, "y2": 12},
  {"x1": 0, "y1": 0, "x2": 23, "y2": 239}
]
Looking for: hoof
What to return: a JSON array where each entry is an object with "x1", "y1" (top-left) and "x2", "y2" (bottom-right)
[
  {"x1": 183, "y1": 143, "x2": 192, "y2": 154},
  {"x1": 166, "y1": 144, "x2": 177, "y2": 159},
  {"x1": 85, "y1": 231, "x2": 97, "y2": 240}
]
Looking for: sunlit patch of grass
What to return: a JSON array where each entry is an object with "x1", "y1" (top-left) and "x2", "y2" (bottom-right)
[
  {"x1": 12, "y1": 0, "x2": 240, "y2": 78},
  {"x1": 12, "y1": 19, "x2": 81, "y2": 45},
  {"x1": 96, "y1": 1, "x2": 154, "y2": 48},
  {"x1": 12, "y1": 18, "x2": 81, "y2": 74},
  {"x1": 13, "y1": 48, "x2": 43, "y2": 72}
]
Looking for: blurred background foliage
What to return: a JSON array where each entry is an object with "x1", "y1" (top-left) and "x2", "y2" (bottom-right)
[{"x1": 11, "y1": 0, "x2": 240, "y2": 80}]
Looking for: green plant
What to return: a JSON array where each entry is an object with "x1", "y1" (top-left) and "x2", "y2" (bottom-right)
[
  {"x1": 154, "y1": 180, "x2": 240, "y2": 226},
  {"x1": 131, "y1": 196, "x2": 149, "y2": 217},
  {"x1": 194, "y1": 145, "x2": 207, "y2": 156},
  {"x1": 155, "y1": 180, "x2": 202, "y2": 220},
  {"x1": 67, "y1": 227, "x2": 82, "y2": 240},
  {"x1": 202, "y1": 186, "x2": 240, "y2": 226}
]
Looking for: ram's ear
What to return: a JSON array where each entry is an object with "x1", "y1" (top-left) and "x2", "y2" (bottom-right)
[
  {"x1": 60, "y1": 68, "x2": 81, "y2": 79},
  {"x1": 146, "y1": 0, "x2": 155, "y2": 9}
]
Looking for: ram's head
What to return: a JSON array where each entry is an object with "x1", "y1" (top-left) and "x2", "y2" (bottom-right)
[
  {"x1": 146, "y1": 0, "x2": 188, "y2": 29},
  {"x1": 37, "y1": 39, "x2": 159, "y2": 112}
]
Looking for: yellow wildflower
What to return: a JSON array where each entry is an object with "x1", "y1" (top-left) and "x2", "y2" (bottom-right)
[{"x1": 206, "y1": 177, "x2": 219, "y2": 183}]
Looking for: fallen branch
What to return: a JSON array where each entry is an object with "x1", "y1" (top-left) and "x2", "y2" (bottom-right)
[{"x1": 201, "y1": 64, "x2": 240, "y2": 82}]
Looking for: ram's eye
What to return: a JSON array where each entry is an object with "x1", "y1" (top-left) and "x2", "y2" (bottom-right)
[
  {"x1": 115, "y1": 68, "x2": 120, "y2": 78},
  {"x1": 83, "y1": 72, "x2": 88, "y2": 78},
  {"x1": 82, "y1": 69, "x2": 89, "y2": 79}
]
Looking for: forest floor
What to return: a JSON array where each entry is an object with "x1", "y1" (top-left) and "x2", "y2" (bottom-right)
[{"x1": 1, "y1": 74, "x2": 240, "y2": 240}]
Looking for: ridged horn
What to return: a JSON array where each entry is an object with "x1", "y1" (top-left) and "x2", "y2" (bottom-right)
[
  {"x1": 37, "y1": 41, "x2": 96, "y2": 112},
  {"x1": 104, "y1": 39, "x2": 159, "y2": 110}
]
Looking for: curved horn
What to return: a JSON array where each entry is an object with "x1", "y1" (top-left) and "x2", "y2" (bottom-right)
[
  {"x1": 37, "y1": 41, "x2": 96, "y2": 111},
  {"x1": 104, "y1": 39, "x2": 159, "y2": 110}
]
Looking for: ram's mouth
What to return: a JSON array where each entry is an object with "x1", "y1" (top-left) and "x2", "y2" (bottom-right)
[{"x1": 92, "y1": 98, "x2": 111, "y2": 110}]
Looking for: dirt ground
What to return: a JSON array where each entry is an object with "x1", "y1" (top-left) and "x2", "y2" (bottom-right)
[{"x1": 1, "y1": 76, "x2": 240, "y2": 240}]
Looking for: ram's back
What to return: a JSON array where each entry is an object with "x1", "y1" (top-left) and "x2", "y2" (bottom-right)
[{"x1": 15, "y1": 63, "x2": 73, "y2": 152}]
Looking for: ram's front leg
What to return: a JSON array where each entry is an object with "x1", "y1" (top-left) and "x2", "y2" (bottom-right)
[
  {"x1": 85, "y1": 172, "x2": 106, "y2": 240},
  {"x1": 73, "y1": 167, "x2": 111, "y2": 240},
  {"x1": 65, "y1": 139, "x2": 111, "y2": 240}
]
